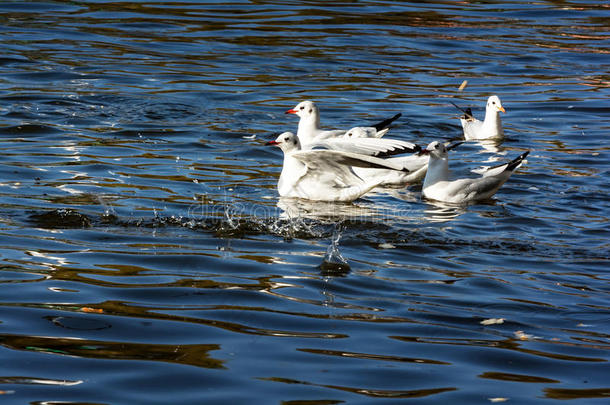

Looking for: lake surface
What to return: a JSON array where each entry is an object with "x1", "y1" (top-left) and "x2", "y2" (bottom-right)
[{"x1": 0, "y1": 1, "x2": 609, "y2": 404}]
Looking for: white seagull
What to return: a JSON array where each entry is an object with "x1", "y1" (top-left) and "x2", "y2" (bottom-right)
[
  {"x1": 266, "y1": 132, "x2": 410, "y2": 202},
  {"x1": 343, "y1": 126, "x2": 390, "y2": 139},
  {"x1": 421, "y1": 141, "x2": 529, "y2": 204},
  {"x1": 453, "y1": 95, "x2": 505, "y2": 140},
  {"x1": 286, "y1": 100, "x2": 401, "y2": 144}
]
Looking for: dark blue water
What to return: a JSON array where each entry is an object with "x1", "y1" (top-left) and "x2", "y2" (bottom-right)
[{"x1": 0, "y1": 1, "x2": 609, "y2": 404}]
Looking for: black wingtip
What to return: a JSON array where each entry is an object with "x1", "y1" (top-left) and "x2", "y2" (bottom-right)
[
  {"x1": 371, "y1": 112, "x2": 402, "y2": 131},
  {"x1": 506, "y1": 150, "x2": 530, "y2": 172},
  {"x1": 373, "y1": 143, "x2": 420, "y2": 159},
  {"x1": 450, "y1": 101, "x2": 465, "y2": 112},
  {"x1": 450, "y1": 101, "x2": 474, "y2": 120},
  {"x1": 447, "y1": 141, "x2": 464, "y2": 151}
]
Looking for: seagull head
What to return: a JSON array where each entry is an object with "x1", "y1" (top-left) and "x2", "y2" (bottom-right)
[
  {"x1": 343, "y1": 127, "x2": 370, "y2": 139},
  {"x1": 487, "y1": 95, "x2": 505, "y2": 113},
  {"x1": 420, "y1": 141, "x2": 448, "y2": 158},
  {"x1": 265, "y1": 132, "x2": 301, "y2": 153},
  {"x1": 285, "y1": 100, "x2": 318, "y2": 119}
]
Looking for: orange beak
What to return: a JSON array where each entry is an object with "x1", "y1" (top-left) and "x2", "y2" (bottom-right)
[
  {"x1": 285, "y1": 109, "x2": 297, "y2": 114},
  {"x1": 498, "y1": 106, "x2": 506, "y2": 113}
]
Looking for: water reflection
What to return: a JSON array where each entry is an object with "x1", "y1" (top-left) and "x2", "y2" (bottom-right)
[
  {"x1": 544, "y1": 387, "x2": 610, "y2": 400},
  {"x1": 0, "y1": 334, "x2": 225, "y2": 369},
  {"x1": 277, "y1": 197, "x2": 379, "y2": 222},
  {"x1": 479, "y1": 371, "x2": 560, "y2": 384},
  {"x1": 391, "y1": 335, "x2": 608, "y2": 363},
  {"x1": 471, "y1": 138, "x2": 506, "y2": 154},
  {"x1": 297, "y1": 348, "x2": 451, "y2": 365},
  {"x1": 423, "y1": 201, "x2": 467, "y2": 222},
  {"x1": 261, "y1": 377, "x2": 457, "y2": 399}
]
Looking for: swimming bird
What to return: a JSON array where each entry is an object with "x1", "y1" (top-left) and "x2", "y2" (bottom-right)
[
  {"x1": 453, "y1": 95, "x2": 505, "y2": 140},
  {"x1": 344, "y1": 126, "x2": 389, "y2": 139},
  {"x1": 265, "y1": 132, "x2": 410, "y2": 202},
  {"x1": 420, "y1": 141, "x2": 529, "y2": 204},
  {"x1": 286, "y1": 100, "x2": 401, "y2": 144}
]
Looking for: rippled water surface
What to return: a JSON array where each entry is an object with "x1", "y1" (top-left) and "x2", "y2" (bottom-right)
[{"x1": 1, "y1": 1, "x2": 609, "y2": 404}]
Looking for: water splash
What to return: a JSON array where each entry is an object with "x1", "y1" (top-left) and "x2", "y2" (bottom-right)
[{"x1": 319, "y1": 224, "x2": 350, "y2": 276}]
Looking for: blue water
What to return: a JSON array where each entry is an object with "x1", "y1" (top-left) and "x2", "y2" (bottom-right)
[{"x1": 0, "y1": 1, "x2": 609, "y2": 404}]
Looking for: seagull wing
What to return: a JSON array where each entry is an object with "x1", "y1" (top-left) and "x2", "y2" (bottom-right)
[
  {"x1": 386, "y1": 153, "x2": 429, "y2": 172},
  {"x1": 455, "y1": 175, "x2": 510, "y2": 201},
  {"x1": 310, "y1": 138, "x2": 419, "y2": 157},
  {"x1": 482, "y1": 151, "x2": 530, "y2": 177},
  {"x1": 294, "y1": 150, "x2": 409, "y2": 172},
  {"x1": 313, "y1": 129, "x2": 347, "y2": 141}
]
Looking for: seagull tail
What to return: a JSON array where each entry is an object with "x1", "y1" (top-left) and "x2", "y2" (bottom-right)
[
  {"x1": 505, "y1": 150, "x2": 530, "y2": 172},
  {"x1": 450, "y1": 101, "x2": 474, "y2": 120},
  {"x1": 371, "y1": 112, "x2": 402, "y2": 132},
  {"x1": 446, "y1": 141, "x2": 464, "y2": 151}
]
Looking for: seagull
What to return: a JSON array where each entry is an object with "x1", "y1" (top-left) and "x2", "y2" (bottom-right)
[
  {"x1": 420, "y1": 141, "x2": 529, "y2": 204},
  {"x1": 266, "y1": 132, "x2": 411, "y2": 202},
  {"x1": 452, "y1": 95, "x2": 505, "y2": 140},
  {"x1": 344, "y1": 126, "x2": 390, "y2": 139},
  {"x1": 286, "y1": 100, "x2": 401, "y2": 144}
]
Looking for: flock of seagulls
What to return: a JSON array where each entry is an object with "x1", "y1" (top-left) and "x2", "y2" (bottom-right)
[{"x1": 266, "y1": 96, "x2": 529, "y2": 204}]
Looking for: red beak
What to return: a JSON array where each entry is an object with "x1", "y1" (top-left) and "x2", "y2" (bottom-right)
[
  {"x1": 285, "y1": 109, "x2": 297, "y2": 114},
  {"x1": 265, "y1": 140, "x2": 280, "y2": 146}
]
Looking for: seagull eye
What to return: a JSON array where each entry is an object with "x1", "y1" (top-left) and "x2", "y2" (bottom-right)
[
  {"x1": 492, "y1": 101, "x2": 496, "y2": 105},
  {"x1": 347, "y1": 132, "x2": 352, "y2": 137},
  {"x1": 299, "y1": 106, "x2": 304, "y2": 110},
  {"x1": 284, "y1": 136, "x2": 290, "y2": 141}
]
